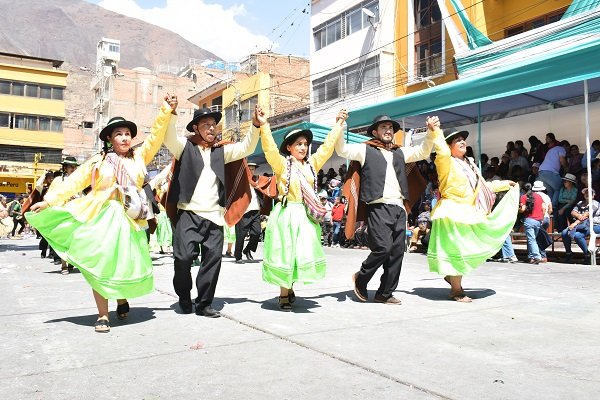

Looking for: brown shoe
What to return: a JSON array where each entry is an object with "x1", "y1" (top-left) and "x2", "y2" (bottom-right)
[
  {"x1": 528, "y1": 258, "x2": 540, "y2": 264},
  {"x1": 352, "y1": 272, "x2": 368, "y2": 302},
  {"x1": 540, "y1": 258, "x2": 548, "y2": 263},
  {"x1": 374, "y1": 294, "x2": 402, "y2": 305}
]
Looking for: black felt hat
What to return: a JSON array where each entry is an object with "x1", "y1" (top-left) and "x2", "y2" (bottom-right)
[
  {"x1": 444, "y1": 130, "x2": 469, "y2": 143},
  {"x1": 367, "y1": 115, "x2": 401, "y2": 136},
  {"x1": 186, "y1": 108, "x2": 222, "y2": 132},
  {"x1": 99, "y1": 117, "x2": 137, "y2": 142}
]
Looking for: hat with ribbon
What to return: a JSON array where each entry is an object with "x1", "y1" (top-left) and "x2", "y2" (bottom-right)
[
  {"x1": 186, "y1": 108, "x2": 222, "y2": 132},
  {"x1": 444, "y1": 130, "x2": 469, "y2": 143},
  {"x1": 99, "y1": 117, "x2": 137, "y2": 142},
  {"x1": 279, "y1": 129, "x2": 313, "y2": 156},
  {"x1": 367, "y1": 115, "x2": 400, "y2": 136}
]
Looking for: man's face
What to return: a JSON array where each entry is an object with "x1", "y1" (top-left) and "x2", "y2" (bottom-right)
[
  {"x1": 373, "y1": 122, "x2": 395, "y2": 144},
  {"x1": 193, "y1": 116, "x2": 217, "y2": 143}
]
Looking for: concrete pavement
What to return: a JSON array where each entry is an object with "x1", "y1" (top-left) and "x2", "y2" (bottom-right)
[{"x1": 1, "y1": 237, "x2": 599, "y2": 400}]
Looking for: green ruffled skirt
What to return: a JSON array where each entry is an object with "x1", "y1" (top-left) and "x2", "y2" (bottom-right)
[
  {"x1": 224, "y1": 223, "x2": 236, "y2": 243},
  {"x1": 26, "y1": 200, "x2": 153, "y2": 299},
  {"x1": 427, "y1": 186, "x2": 519, "y2": 276},
  {"x1": 262, "y1": 202, "x2": 326, "y2": 288},
  {"x1": 155, "y1": 211, "x2": 172, "y2": 247}
]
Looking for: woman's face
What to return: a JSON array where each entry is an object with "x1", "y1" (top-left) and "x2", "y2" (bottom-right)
[
  {"x1": 449, "y1": 136, "x2": 467, "y2": 158},
  {"x1": 564, "y1": 180, "x2": 574, "y2": 189},
  {"x1": 287, "y1": 136, "x2": 309, "y2": 161},
  {"x1": 108, "y1": 127, "x2": 133, "y2": 155}
]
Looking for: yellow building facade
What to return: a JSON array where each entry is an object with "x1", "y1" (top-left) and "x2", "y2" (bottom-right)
[
  {"x1": 0, "y1": 52, "x2": 67, "y2": 197},
  {"x1": 222, "y1": 72, "x2": 270, "y2": 141},
  {"x1": 394, "y1": 0, "x2": 572, "y2": 97}
]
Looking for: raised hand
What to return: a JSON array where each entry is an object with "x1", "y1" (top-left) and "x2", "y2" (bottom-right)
[
  {"x1": 426, "y1": 115, "x2": 440, "y2": 130},
  {"x1": 165, "y1": 93, "x2": 178, "y2": 114},
  {"x1": 336, "y1": 108, "x2": 348, "y2": 124},
  {"x1": 254, "y1": 105, "x2": 267, "y2": 126}
]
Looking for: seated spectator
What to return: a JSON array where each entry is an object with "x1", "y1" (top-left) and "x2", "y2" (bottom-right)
[
  {"x1": 582, "y1": 140, "x2": 600, "y2": 169},
  {"x1": 515, "y1": 140, "x2": 529, "y2": 159},
  {"x1": 567, "y1": 145, "x2": 583, "y2": 176},
  {"x1": 484, "y1": 167, "x2": 501, "y2": 182},
  {"x1": 528, "y1": 135, "x2": 546, "y2": 164},
  {"x1": 509, "y1": 149, "x2": 530, "y2": 177},
  {"x1": 480, "y1": 153, "x2": 490, "y2": 172},
  {"x1": 497, "y1": 153, "x2": 510, "y2": 179},
  {"x1": 527, "y1": 162, "x2": 540, "y2": 185},
  {"x1": 338, "y1": 163, "x2": 347, "y2": 182},
  {"x1": 490, "y1": 156, "x2": 500, "y2": 173},
  {"x1": 561, "y1": 188, "x2": 600, "y2": 264},
  {"x1": 409, "y1": 201, "x2": 432, "y2": 252},
  {"x1": 555, "y1": 173, "x2": 578, "y2": 231}
]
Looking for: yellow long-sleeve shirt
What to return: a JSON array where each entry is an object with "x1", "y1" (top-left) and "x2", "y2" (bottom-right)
[
  {"x1": 43, "y1": 103, "x2": 173, "y2": 226},
  {"x1": 261, "y1": 123, "x2": 343, "y2": 202}
]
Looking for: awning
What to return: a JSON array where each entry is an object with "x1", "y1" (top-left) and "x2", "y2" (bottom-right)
[{"x1": 347, "y1": 25, "x2": 600, "y2": 130}]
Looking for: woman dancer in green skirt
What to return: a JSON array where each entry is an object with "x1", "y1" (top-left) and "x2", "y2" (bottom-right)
[
  {"x1": 27, "y1": 95, "x2": 178, "y2": 332},
  {"x1": 427, "y1": 129, "x2": 519, "y2": 302},
  {"x1": 261, "y1": 107, "x2": 348, "y2": 310}
]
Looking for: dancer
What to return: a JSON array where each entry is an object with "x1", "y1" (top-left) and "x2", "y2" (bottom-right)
[
  {"x1": 164, "y1": 105, "x2": 262, "y2": 318},
  {"x1": 339, "y1": 115, "x2": 439, "y2": 305},
  {"x1": 261, "y1": 108, "x2": 348, "y2": 311},
  {"x1": 48, "y1": 157, "x2": 81, "y2": 272},
  {"x1": 427, "y1": 130, "x2": 519, "y2": 302},
  {"x1": 234, "y1": 162, "x2": 264, "y2": 263},
  {"x1": 27, "y1": 94, "x2": 178, "y2": 332}
]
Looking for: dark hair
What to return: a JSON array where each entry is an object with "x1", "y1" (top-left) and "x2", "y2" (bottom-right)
[
  {"x1": 546, "y1": 132, "x2": 556, "y2": 142},
  {"x1": 523, "y1": 183, "x2": 535, "y2": 214}
]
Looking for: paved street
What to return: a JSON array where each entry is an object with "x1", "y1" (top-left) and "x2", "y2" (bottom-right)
[{"x1": 1, "y1": 237, "x2": 599, "y2": 400}]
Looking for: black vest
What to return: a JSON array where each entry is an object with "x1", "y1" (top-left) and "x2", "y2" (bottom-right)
[
  {"x1": 170, "y1": 141, "x2": 226, "y2": 207},
  {"x1": 360, "y1": 145, "x2": 409, "y2": 203}
]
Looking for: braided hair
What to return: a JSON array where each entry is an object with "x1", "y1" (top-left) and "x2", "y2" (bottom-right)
[{"x1": 523, "y1": 183, "x2": 535, "y2": 214}]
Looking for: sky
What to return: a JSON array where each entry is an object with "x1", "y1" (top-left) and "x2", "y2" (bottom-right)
[{"x1": 84, "y1": 0, "x2": 311, "y2": 62}]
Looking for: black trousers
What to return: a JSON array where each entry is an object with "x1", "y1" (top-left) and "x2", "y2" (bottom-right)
[
  {"x1": 234, "y1": 210, "x2": 261, "y2": 260},
  {"x1": 11, "y1": 216, "x2": 25, "y2": 236},
  {"x1": 355, "y1": 203, "x2": 407, "y2": 298},
  {"x1": 173, "y1": 210, "x2": 224, "y2": 308}
]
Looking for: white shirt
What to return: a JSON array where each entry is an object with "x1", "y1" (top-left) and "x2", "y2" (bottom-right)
[
  {"x1": 335, "y1": 128, "x2": 437, "y2": 206},
  {"x1": 163, "y1": 118, "x2": 260, "y2": 226}
]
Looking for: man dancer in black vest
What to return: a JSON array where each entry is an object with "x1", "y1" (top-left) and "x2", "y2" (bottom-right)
[
  {"x1": 335, "y1": 114, "x2": 441, "y2": 304},
  {"x1": 164, "y1": 106, "x2": 264, "y2": 317},
  {"x1": 234, "y1": 162, "x2": 263, "y2": 263}
]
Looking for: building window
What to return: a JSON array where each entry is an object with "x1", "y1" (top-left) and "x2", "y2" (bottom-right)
[
  {"x1": 83, "y1": 121, "x2": 93, "y2": 129},
  {"x1": 504, "y1": 7, "x2": 568, "y2": 38},
  {"x1": 13, "y1": 115, "x2": 24, "y2": 129},
  {"x1": 313, "y1": 0, "x2": 380, "y2": 51},
  {"x1": 51, "y1": 87, "x2": 64, "y2": 100},
  {"x1": 24, "y1": 116, "x2": 38, "y2": 130},
  {"x1": 12, "y1": 82, "x2": 24, "y2": 96},
  {"x1": 414, "y1": 0, "x2": 441, "y2": 29},
  {"x1": 313, "y1": 56, "x2": 380, "y2": 104},
  {"x1": 108, "y1": 44, "x2": 120, "y2": 53},
  {"x1": 39, "y1": 117, "x2": 51, "y2": 131},
  {"x1": 224, "y1": 95, "x2": 259, "y2": 129},
  {"x1": 50, "y1": 119, "x2": 62, "y2": 132},
  {"x1": 0, "y1": 81, "x2": 10, "y2": 94},
  {"x1": 40, "y1": 86, "x2": 52, "y2": 99},
  {"x1": 414, "y1": 0, "x2": 442, "y2": 79},
  {"x1": 25, "y1": 84, "x2": 39, "y2": 97},
  {"x1": 0, "y1": 113, "x2": 9, "y2": 127}
]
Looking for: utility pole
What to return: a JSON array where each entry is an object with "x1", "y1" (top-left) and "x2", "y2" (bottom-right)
[{"x1": 234, "y1": 88, "x2": 241, "y2": 142}]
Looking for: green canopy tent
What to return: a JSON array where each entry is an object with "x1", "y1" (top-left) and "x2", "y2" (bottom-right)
[{"x1": 347, "y1": 3, "x2": 600, "y2": 260}]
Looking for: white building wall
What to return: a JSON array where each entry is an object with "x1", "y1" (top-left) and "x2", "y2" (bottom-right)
[{"x1": 310, "y1": 0, "x2": 397, "y2": 127}]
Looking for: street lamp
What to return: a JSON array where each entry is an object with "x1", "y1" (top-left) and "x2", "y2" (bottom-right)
[{"x1": 204, "y1": 72, "x2": 241, "y2": 142}]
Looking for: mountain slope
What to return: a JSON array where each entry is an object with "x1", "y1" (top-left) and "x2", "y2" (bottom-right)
[{"x1": 0, "y1": 0, "x2": 221, "y2": 69}]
